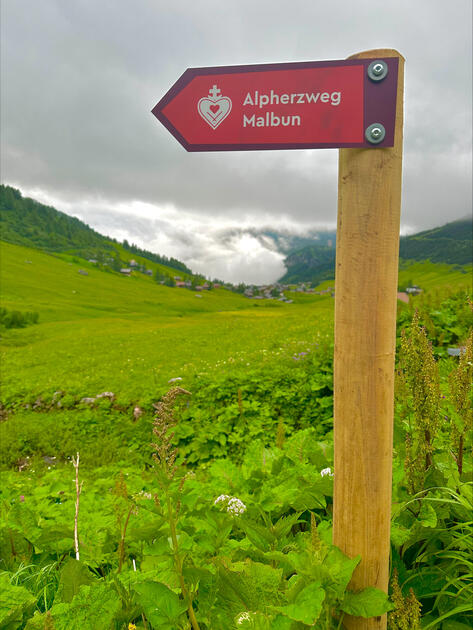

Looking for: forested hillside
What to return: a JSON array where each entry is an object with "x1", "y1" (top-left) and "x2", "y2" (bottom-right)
[
  {"x1": 278, "y1": 244, "x2": 336, "y2": 284},
  {"x1": 399, "y1": 217, "x2": 472, "y2": 265},
  {"x1": 0, "y1": 185, "x2": 191, "y2": 274}
]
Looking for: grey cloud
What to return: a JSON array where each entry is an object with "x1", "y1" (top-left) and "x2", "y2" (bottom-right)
[{"x1": 1, "y1": 0, "x2": 471, "y2": 281}]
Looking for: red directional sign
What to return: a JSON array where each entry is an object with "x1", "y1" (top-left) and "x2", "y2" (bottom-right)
[{"x1": 152, "y1": 58, "x2": 398, "y2": 151}]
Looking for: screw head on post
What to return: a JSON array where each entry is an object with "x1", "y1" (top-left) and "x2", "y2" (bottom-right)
[
  {"x1": 367, "y1": 60, "x2": 388, "y2": 81},
  {"x1": 365, "y1": 123, "x2": 386, "y2": 144}
]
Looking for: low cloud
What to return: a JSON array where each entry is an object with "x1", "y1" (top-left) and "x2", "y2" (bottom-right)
[{"x1": 16, "y1": 186, "x2": 289, "y2": 283}]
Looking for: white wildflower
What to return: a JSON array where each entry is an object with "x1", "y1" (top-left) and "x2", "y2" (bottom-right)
[
  {"x1": 227, "y1": 497, "x2": 246, "y2": 516},
  {"x1": 214, "y1": 494, "x2": 247, "y2": 516},
  {"x1": 321, "y1": 467, "x2": 334, "y2": 477},
  {"x1": 133, "y1": 490, "x2": 152, "y2": 501},
  {"x1": 236, "y1": 611, "x2": 253, "y2": 625},
  {"x1": 214, "y1": 494, "x2": 230, "y2": 505}
]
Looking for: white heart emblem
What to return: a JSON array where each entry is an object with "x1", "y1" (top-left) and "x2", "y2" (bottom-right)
[{"x1": 198, "y1": 97, "x2": 232, "y2": 129}]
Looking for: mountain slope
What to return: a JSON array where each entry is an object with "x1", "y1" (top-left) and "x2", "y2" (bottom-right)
[
  {"x1": 0, "y1": 184, "x2": 191, "y2": 274},
  {"x1": 279, "y1": 217, "x2": 472, "y2": 284},
  {"x1": 278, "y1": 244, "x2": 336, "y2": 284},
  {"x1": 398, "y1": 218, "x2": 472, "y2": 265}
]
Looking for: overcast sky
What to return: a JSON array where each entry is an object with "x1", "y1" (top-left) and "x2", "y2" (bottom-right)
[{"x1": 1, "y1": 0, "x2": 471, "y2": 283}]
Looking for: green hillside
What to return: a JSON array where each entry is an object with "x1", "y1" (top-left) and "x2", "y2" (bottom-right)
[
  {"x1": 0, "y1": 184, "x2": 191, "y2": 275},
  {"x1": 279, "y1": 217, "x2": 472, "y2": 284},
  {"x1": 397, "y1": 260, "x2": 472, "y2": 291},
  {"x1": 0, "y1": 241, "x2": 240, "y2": 323},
  {"x1": 411, "y1": 217, "x2": 472, "y2": 241},
  {"x1": 399, "y1": 217, "x2": 472, "y2": 265}
]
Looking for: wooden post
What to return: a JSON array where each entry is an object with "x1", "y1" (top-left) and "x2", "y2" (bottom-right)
[{"x1": 333, "y1": 49, "x2": 404, "y2": 630}]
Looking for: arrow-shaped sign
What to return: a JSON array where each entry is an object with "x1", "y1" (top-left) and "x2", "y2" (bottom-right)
[{"x1": 152, "y1": 58, "x2": 398, "y2": 152}]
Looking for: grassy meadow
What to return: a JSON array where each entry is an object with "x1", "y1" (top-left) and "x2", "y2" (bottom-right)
[
  {"x1": 0, "y1": 241, "x2": 334, "y2": 406},
  {"x1": 2, "y1": 242, "x2": 470, "y2": 406}
]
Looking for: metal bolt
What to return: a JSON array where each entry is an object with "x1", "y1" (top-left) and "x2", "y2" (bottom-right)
[
  {"x1": 365, "y1": 123, "x2": 386, "y2": 144},
  {"x1": 367, "y1": 60, "x2": 388, "y2": 82}
]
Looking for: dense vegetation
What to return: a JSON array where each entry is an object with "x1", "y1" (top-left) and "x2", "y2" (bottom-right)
[
  {"x1": 0, "y1": 307, "x2": 39, "y2": 330},
  {"x1": 0, "y1": 287, "x2": 471, "y2": 629},
  {"x1": 0, "y1": 186, "x2": 114, "y2": 256}
]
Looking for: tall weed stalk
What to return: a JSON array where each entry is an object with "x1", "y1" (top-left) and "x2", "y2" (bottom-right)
[
  {"x1": 397, "y1": 311, "x2": 441, "y2": 495},
  {"x1": 151, "y1": 386, "x2": 200, "y2": 630}
]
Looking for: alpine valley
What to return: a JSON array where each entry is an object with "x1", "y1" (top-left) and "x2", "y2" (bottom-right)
[{"x1": 0, "y1": 184, "x2": 472, "y2": 629}]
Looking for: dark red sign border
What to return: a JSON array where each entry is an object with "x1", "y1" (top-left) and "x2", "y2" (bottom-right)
[{"x1": 152, "y1": 58, "x2": 399, "y2": 151}]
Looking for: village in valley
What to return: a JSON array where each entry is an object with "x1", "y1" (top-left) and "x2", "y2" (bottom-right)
[
  {"x1": 88, "y1": 255, "x2": 336, "y2": 302},
  {"x1": 85, "y1": 255, "x2": 426, "y2": 306}
]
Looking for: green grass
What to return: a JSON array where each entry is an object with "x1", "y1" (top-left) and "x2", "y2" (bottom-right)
[
  {"x1": 0, "y1": 241, "x2": 334, "y2": 407},
  {"x1": 398, "y1": 259, "x2": 472, "y2": 292},
  {"x1": 0, "y1": 241, "x2": 247, "y2": 323}
]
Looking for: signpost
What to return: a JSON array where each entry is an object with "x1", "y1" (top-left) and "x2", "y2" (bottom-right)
[
  {"x1": 152, "y1": 56, "x2": 399, "y2": 151},
  {"x1": 152, "y1": 48, "x2": 404, "y2": 630},
  {"x1": 333, "y1": 49, "x2": 404, "y2": 630}
]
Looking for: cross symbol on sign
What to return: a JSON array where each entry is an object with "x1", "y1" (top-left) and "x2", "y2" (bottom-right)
[{"x1": 208, "y1": 85, "x2": 221, "y2": 99}]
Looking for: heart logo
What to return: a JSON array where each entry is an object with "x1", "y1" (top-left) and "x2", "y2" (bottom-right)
[{"x1": 198, "y1": 96, "x2": 232, "y2": 129}]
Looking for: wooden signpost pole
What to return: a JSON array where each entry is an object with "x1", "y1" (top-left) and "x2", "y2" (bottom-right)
[
  {"x1": 333, "y1": 49, "x2": 404, "y2": 630},
  {"x1": 154, "y1": 50, "x2": 404, "y2": 629}
]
